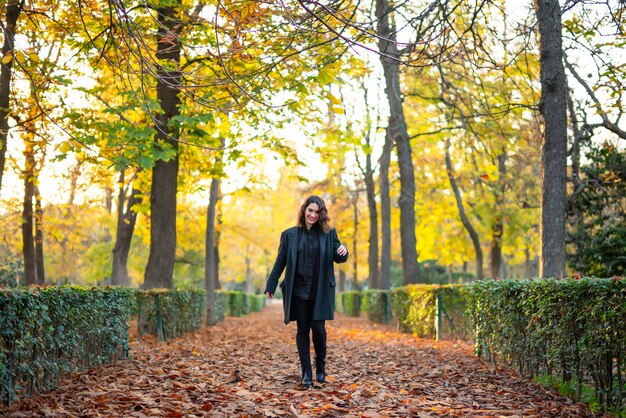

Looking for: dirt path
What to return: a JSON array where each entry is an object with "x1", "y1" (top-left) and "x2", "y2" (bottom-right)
[{"x1": 3, "y1": 302, "x2": 601, "y2": 417}]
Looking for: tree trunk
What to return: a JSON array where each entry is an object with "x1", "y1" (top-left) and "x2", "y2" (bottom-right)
[
  {"x1": 104, "y1": 184, "x2": 113, "y2": 213},
  {"x1": 245, "y1": 245, "x2": 253, "y2": 293},
  {"x1": 490, "y1": 152, "x2": 506, "y2": 279},
  {"x1": 339, "y1": 269, "x2": 346, "y2": 292},
  {"x1": 67, "y1": 162, "x2": 82, "y2": 206},
  {"x1": 111, "y1": 169, "x2": 141, "y2": 286},
  {"x1": 0, "y1": 0, "x2": 21, "y2": 195},
  {"x1": 376, "y1": 0, "x2": 419, "y2": 284},
  {"x1": 537, "y1": 0, "x2": 568, "y2": 278},
  {"x1": 445, "y1": 138, "x2": 484, "y2": 280},
  {"x1": 379, "y1": 128, "x2": 393, "y2": 290},
  {"x1": 34, "y1": 185, "x2": 45, "y2": 285},
  {"x1": 143, "y1": 3, "x2": 182, "y2": 289},
  {"x1": 214, "y1": 183, "x2": 222, "y2": 290},
  {"x1": 205, "y1": 176, "x2": 220, "y2": 326},
  {"x1": 352, "y1": 191, "x2": 359, "y2": 284},
  {"x1": 365, "y1": 144, "x2": 379, "y2": 289},
  {"x1": 22, "y1": 152, "x2": 36, "y2": 285}
]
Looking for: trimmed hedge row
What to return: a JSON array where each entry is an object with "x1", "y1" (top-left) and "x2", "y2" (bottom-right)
[
  {"x1": 138, "y1": 290, "x2": 267, "y2": 339},
  {"x1": 362, "y1": 289, "x2": 393, "y2": 324},
  {"x1": 0, "y1": 286, "x2": 135, "y2": 405},
  {"x1": 0, "y1": 286, "x2": 267, "y2": 405},
  {"x1": 137, "y1": 289, "x2": 205, "y2": 341},
  {"x1": 224, "y1": 290, "x2": 267, "y2": 317},
  {"x1": 465, "y1": 278, "x2": 626, "y2": 412},
  {"x1": 338, "y1": 291, "x2": 362, "y2": 317},
  {"x1": 336, "y1": 285, "x2": 468, "y2": 339}
]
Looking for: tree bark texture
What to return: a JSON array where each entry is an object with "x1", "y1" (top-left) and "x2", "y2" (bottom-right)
[
  {"x1": 352, "y1": 192, "x2": 359, "y2": 283},
  {"x1": 376, "y1": 0, "x2": 419, "y2": 284},
  {"x1": 379, "y1": 128, "x2": 393, "y2": 289},
  {"x1": 445, "y1": 139, "x2": 484, "y2": 280},
  {"x1": 364, "y1": 151, "x2": 379, "y2": 289},
  {"x1": 205, "y1": 176, "x2": 220, "y2": 326},
  {"x1": 22, "y1": 155, "x2": 36, "y2": 285},
  {"x1": 34, "y1": 185, "x2": 45, "y2": 285},
  {"x1": 490, "y1": 152, "x2": 506, "y2": 279},
  {"x1": 214, "y1": 183, "x2": 222, "y2": 290},
  {"x1": 537, "y1": 0, "x2": 568, "y2": 278},
  {"x1": 112, "y1": 169, "x2": 141, "y2": 286},
  {"x1": 0, "y1": 1, "x2": 21, "y2": 195},
  {"x1": 143, "y1": 3, "x2": 182, "y2": 289}
]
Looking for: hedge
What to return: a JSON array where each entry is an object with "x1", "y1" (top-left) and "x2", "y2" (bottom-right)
[
  {"x1": 465, "y1": 278, "x2": 626, "y2": 412},
  {"x1": 248, "y1": 294, "x2": 266, "y2": 312},
  {"x1": 390, "y1": 284, "x2": 467, "y2": 339},
  {"x1": 340, "y1": 291, "x2": 362, "y2": 317},
  {"x1": 214, "y1": 290, "x2": 228, "y2": 323},
  {"x1": 362, "y1": 289, "x2": 393, "y2": 324},
  {"x1": 226, "y1": 291, "x2": 249, "y2": 317},
  {"x1": 136, "y1": 289, "x2": 205, "y2": 341},
  {"x1": 0, "y1": 286, "x2": 135, "y2": 405}
]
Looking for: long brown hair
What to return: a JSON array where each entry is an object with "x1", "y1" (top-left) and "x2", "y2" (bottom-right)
[{"x1": 297, "y1": 195, "x2": 331, "y2": 233}]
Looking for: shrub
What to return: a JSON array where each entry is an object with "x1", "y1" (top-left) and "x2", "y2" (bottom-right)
[
  {"x1": 136, "y1": 289, "x2": 205, "y2": 341},
  {"x1": 226, "y1": 291, "x2": 249, "y2": 317},
  {"x1": 465, "y1": 277, "x2": 626, "y2": 413},
  {"x1": 340, "y1": 291, "x2": 362, "y2": 317},
  {"x1": 0, "y1": 285, "x2": 134, "y2": 405},
  {"x1": 391, "y1": 284, "x2": 467, "y2": 339},
  {"x1": 248, "y1": 294, "x2": 266, "y2": 312},
  {"x1": 362, "y1": 289, "x2": 392, "y2": 324}
]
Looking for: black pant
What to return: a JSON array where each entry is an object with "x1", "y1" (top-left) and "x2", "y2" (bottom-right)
[{"x1": 292, "y1": 299, "x2": 326, "y2": 379}]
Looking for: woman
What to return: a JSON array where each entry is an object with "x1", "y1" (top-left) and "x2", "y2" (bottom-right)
[{"x1": 264, "y1": 195, "x2": 349, "y2": 389}]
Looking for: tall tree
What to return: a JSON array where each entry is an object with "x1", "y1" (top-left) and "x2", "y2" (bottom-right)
[
  {"x1": 0, "y1": 0, "x2": 22, "y2": 195},
  {"x1": 142, "y1": 1, "x2": 183, "y2": 289},
  {"x1": 444, "y1": 138, "x2": 484, "y2": 280},
  {"x1": 111, "y1": 169, "x2": 142, "y2": 286},
  {"x1": 21, "y1": 141, "x2": 36, "y2": 285},
  {"x1": 537, "y1": 0, "x2": 568, "y2": 278},
  {"x1": 34, "y1": 185, "x2": 44, "y2": 284},
  {"x1": 375, "y1": 0, "x2": 419, "y2": 284},
  {"x1": 205, "y1": 175, "x2": 220, "y2": 326},
  {"x1": 205, "y1": 135, "x2": 225, "y2": 326},
  {"x1": 378, "y1": 129, "x2": 393, "y2": 289}
]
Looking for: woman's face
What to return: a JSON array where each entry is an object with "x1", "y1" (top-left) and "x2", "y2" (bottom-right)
[{"x1": 304, "y1": 203, "x2": 321, "y2": 229}]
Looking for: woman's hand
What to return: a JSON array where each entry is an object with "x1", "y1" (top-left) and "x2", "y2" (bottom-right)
[
  {"x1": 336, "y1": 245, "x2": 348, "y2": 257},
  {"x1": 265, "y1": 291, "x2": 274, "y2": 299}
]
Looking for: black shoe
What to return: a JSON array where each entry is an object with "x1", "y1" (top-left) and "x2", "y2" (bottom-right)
[
  {"x1": 301, "y1": 375, "x2": 313, "y2": 389},
  {"x1": 316, "y1": 372, "x2": 326, "y2": 383}
]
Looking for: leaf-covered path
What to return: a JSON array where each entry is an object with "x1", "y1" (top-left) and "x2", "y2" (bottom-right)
[{"x1": 3, "y1": 303, "x2": 601, "y2": 417}]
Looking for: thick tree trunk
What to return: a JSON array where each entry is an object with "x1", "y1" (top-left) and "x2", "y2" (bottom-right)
[
  {"x1": 490, "y1": 152, "x2": 506, "y2": 279},
  {"x1": 0, "y1": 1, "x2": 21, "y2": 195},
  {"x1": 205, "y1": 176, "x2": 220, "y2": 325},
  {"x1": 143, "y1": 3, "x2": 182, "y2": 289},
  {"x1": 364, "y1": 152, "x2": 379, "y2": 289},
  {"x1": 111, "y1": 169, "x2": 141, "y2": 286},
  {"x1": 379, "y1": 129, "x2": 393, "y2": 289},
  {"x1": 214, "y1": 183, "x2": 222, "y2": 290},
  {"x1": 376, "y1": 0, "x2": 419, "y2": 284},
  {"x1": 22, "y1": 153, "x2": 36, "y2": 285},
  {"x1": 537, "y1": 0, "x2": 568, "y2": 278},
  {"x1": 34, "y1": 185, "x2": 45, "y2": 285},
  {"x1": 445, "y1": 139, "x2": 484, "y2": 280},
  {"x1": 352, "y1": 192, "x2": 359, "y2": 284}
]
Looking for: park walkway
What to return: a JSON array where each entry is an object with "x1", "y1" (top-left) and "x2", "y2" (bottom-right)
[{"x1": 2, "y1": 303, "x2": 601, "y2": 417}]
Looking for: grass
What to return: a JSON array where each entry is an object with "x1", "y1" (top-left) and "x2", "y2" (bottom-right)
[{"x1": 532, "y1": 374, "x2": 626, "y2": 417}]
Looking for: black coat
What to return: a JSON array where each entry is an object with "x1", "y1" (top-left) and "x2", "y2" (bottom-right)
[{"x1": 265, "y1": 226, "x2": 348, "y2": 324}]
